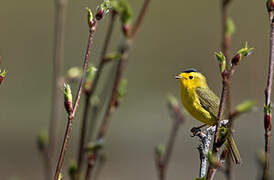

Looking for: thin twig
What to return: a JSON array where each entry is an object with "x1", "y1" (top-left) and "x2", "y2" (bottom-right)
[
  {"x1": 54, "y1": 24, "x2": 97, "y2": 180},
  {"x1": 77, "y1": 12, "x2": 117, "y2": 173},
  {"x1": 263, "y1": 8, "x2": 274, "y2": 180},
  {"x1": 155, "y1": 99, "x2": 184, "y2": 180},
  {"x1": 206, "y1": 66, "x2": 236, "y2": 180},
  {"x1": 85, "y1": 0, "x2": 151, "y2": 179},
  {"x1": 47, "y1": 0, "x2": 68, "y2": 178}
]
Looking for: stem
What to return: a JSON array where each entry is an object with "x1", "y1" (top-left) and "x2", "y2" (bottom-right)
[
  {"x1": 263, "y1": 10, "x2": 274, "y2": 180},
  {"x1": 84, "y1": 0, "x2": 151, "y2": 179},
  {"x1": 206, "y1": 66, "x2": 235, "y2": 180},
  {"x1": 54, "y1": 24, "x2": 97, "y2": 180},
  {"x1": 48, "y1": 0, "x2": 67, "y2": 178},
  {"x1": 77, "y1": 13, "x2": 117, "y2": 172},
  {"x1": 221, "y1": 0, "x2": 234, "y2": 178},
  {"x1": 156, "y1": 105, "x2": 184, "y2": 180}
]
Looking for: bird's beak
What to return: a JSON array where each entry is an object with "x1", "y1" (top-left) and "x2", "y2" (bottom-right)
[{"x1": 175, "y1": 75, "x2": 182, "y2": 79}]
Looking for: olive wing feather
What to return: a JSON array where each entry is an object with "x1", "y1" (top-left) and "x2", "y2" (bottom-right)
[{"x1": 195, "y1": 87, "x2": 220, "y2": 118}]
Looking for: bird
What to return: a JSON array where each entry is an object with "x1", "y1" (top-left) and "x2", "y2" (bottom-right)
[{"x1": 175, "y1": 68, "x2": 241, "y2": 164}]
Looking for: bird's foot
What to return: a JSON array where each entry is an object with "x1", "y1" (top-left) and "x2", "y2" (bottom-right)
[{"x1": 190, "y1": 124, "x2": 207, "y2": 137}]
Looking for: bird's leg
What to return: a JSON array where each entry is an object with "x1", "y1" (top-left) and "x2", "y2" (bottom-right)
[{"x1": 191, "y1": 124, "x2": 207, "y2": 137}]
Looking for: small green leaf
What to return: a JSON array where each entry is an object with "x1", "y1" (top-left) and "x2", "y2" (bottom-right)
[
  {"x1": 86, "y1": 7, "x2": 94, "y2": 27},
  {"x1": 208, "y1": 151, "x2": 218, "y2": 166},
  {"x1": 214, "y1": 51, "x2": 226, "y2": 73},
  {"x1": 66, "y1": 67, "x2": 82, "y2": 81},
  {"x1": 64, "y1": 83, "x2": 73, "y2": 103},
  {"x1": 112, "y1": 0, "x2": 132, "y2": 25},
  {"x1": 155, "y1": 144, "x2": 166, "y2": 158},
  {"x1": 37, "y1": 129, "x2": 48, "y2": 151},
  {"x1": 231, "y1": 42, "x2": 254, "y2": 66},
  {"x1": 235, "y1": 100, "x2": 256, "y2": 113},
  {"x1": 104, "y1": 52, "x2": 122, "y2": 62},
  {"x1": 0, "y1": 69, "x2": 7, "y2": 77},
  {"x1": 68, "y1": 160, "x2": 77, "y2": 178},
  {"x1": 85, "y1": 65, "x2": 97, "y2": 93}
]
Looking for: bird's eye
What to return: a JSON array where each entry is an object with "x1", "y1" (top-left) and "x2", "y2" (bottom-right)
[{"x1": 189, "y1": 76, "x2": 193, "y2": 79}]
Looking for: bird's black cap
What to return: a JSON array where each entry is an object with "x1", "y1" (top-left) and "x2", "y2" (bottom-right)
[{"x1": 182, "y1": 68, "x2": 199, "y2": 73}]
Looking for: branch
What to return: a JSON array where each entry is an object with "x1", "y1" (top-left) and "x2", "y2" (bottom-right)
[
  {"x1": 47, "y1": 0, "x2": 68, "y2": 178},
  {"x1": 263, "y1": 2, "x2": 274, "y2": 179},
  {"x1": 193, "y1": 121, "x2": 228, "y2": 179},
  {"x1": 77, "y1": 12, "x2": 117, "y2": 173},
  {"x1": 54, "y1": 11, "x2": 97, "y2": 179},
  {"x1": 206, "y1": 44, "x2": 254, "y2": 180},
  {"x1": 85, "y1": 0, "x2": 151, "y2": 179},
  {"x1": 155, "y1": 96, "x2": 185, "y2": 180}
]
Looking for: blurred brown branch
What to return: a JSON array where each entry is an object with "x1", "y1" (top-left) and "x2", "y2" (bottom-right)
[
  {"x1": 85, "y1": 0, "x2": 152, "y2": 179},
  {"x1": 47, "y1": 0, "x2": 68, "y2": 179},
  {"x1": 77, "y1": 11, "x2": 117, "y2": 174},
  {"x1": 155, "y1": 95, "x2": 185, "y2": 180}
]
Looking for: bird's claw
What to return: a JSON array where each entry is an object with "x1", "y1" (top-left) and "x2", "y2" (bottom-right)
[{"x1": 190, "y1": 127, "x2": 201, "y2": 137}]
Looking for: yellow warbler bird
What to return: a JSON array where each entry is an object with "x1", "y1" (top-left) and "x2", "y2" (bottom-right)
[{"x1": 176, "y1": 68, "x2": 241, "y2": 164}]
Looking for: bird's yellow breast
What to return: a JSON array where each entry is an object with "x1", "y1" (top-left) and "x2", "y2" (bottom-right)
[{"x1": 180, "y1": 86, "x2": 216, "y2": 125}]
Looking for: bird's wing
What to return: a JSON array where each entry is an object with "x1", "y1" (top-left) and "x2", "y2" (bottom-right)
[{"x1": 195, "y1": 87, "x2": 220, "y2": 118}]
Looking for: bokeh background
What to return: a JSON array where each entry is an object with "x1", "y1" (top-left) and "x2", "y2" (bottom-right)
[{"x1": 0, "y1": 0, "x2": 273, "y2": 179}]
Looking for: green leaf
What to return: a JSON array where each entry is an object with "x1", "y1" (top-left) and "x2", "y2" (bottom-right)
[
  {"x1": 68, "y1": 160, "x2": 77, "y2": 178},
  {"x1": 64, "y1": 83, "x2": 73, "y2": 103},
  {"x1": 37, "y1": 129, "x2": 48, "y2": 151},
  {"x1": 214, "y1": 51, "x2": 226, "y2": 73},
  {"x1": 155, "y1": 144, "x2": 166, "y2": 158},
  {"x1": 112, "y1": 0, "x2": 133, "y2": 24},
  {"x1": 235, "y1": 100, "x2": 256, "y2": 113},
  {"x1": 86, "y1": 7, "x2": 94, "y2": 25},
  {"x1": 236, "y1": 42, "x2": 254, "y2": 57}
]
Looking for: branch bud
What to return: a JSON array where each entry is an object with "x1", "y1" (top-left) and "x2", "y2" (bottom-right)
[
  {"x1": 86, "y1": 7, "x2": 95, "y2": 29},
  {"x1": 68, "y1": 160, "x2": 77, "y2": 179},
  {"x1": 103, "y1": 52, "x2": 122, "y2": 63},
  {"x1": 0, "y1": 69, "x2": 7, "y2": 84},
  {"x1": 208, "y1": 151, "x2": 218, "y2": 167},
  {"x1": 117, "y1": 79, "x2": 127, "y2": 102},
  {"x1": 84, "y1": 65, "x2": 97, "y2": 94},
  {"x1": 231, "y1": 42, "x2": 254, "y2": 66},
  {"x1": 96, "y1": 0, "x2": 111, "y2": 20},
  {"x1": 37, "y1": 129, "x2": 48, "y2": 151},
  {"x1": 58, "y1": 173, "x2": 63, "y2": 180},
  {"x1": 214, "y1": 51, "x2": 226, "y2": 74},
  {"x1": 154, "y1": 144, "x2": 165, "y2": 161},
  {"x1": 64, "y1": 83, "x2": 73, "y2": 114},
  {"x1": 264, "y1": 104, "x2": 272, "y2": 131},
  {"x1": 87, "y1": 139, "x2": 104, "y2": 152},
  {"x1": 111, "y1": 0, "x2": 133, "y2": 36},
  {"x1": 215, "y1": 127, "x2": 228, "y2": 148},
  {"x1": 267, "y1": 0, "x2": 274, "y2": 12}
]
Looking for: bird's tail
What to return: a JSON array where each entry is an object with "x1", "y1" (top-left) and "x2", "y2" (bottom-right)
[{"x1": 227, "y1": 135, "x2": 242, "y2": 164}]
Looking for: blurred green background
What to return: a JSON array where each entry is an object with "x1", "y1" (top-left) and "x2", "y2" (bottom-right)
[{"x1": 0, "y1": 0, "x2": 273, "y2": 179}]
